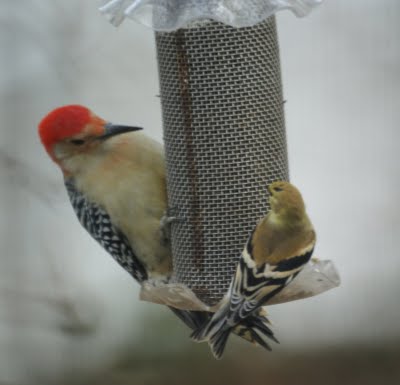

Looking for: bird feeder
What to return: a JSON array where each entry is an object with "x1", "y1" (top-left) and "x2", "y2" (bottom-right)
[{"x1": 99, "y1": 0, "x2": 339, "y2": 311}]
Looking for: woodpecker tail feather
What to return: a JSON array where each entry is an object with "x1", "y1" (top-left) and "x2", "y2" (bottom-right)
[{"x1": 168, "y1": 306, "x2": 209, "y2": 331}]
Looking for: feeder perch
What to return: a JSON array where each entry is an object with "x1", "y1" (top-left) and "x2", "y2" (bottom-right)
[{"x1": 100, "y1": 0, "x2": 339, "y2": 310}]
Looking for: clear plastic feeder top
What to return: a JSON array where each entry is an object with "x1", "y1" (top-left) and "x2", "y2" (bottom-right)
[{"x1": 99, "y1": 0, "x2": 322, "y2": 29}]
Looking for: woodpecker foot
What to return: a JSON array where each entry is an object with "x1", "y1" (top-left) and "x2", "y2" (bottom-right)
[{"x1": 160, "y1": 207, "x2": 184, "y2": 241}]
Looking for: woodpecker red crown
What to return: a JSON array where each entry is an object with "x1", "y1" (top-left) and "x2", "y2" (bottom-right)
[{"x1": 38, "y1": 105, "x2": 92, "y2": 153}]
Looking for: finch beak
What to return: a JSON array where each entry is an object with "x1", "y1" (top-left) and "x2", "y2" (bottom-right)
[{"x1": 97, "y1": 123, "x2": 143, "y2": 141}]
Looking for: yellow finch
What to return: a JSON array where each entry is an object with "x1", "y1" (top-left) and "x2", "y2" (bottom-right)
[{"x1": 192, "y1": 181, "x2": 316, "y2": 359}]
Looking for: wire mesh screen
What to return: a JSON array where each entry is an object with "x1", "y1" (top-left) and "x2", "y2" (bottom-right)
[{"x1": 156, "y1": 16, "x2": 288, "y2": 306}]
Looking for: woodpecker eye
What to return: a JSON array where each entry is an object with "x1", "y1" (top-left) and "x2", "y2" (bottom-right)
[{"x1": 70, "y1": 139, "x2": 85, "y2": 146}]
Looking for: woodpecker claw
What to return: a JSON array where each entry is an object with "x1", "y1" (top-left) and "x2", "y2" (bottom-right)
[
  {"x1": 160, "y1": 207, "x2": 186, "y2": 242},
  {"x1": 160, "y1": 212, "x2": 173, "y2": 242}
]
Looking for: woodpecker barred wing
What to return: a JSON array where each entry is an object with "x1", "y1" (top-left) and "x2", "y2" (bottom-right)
[
  {"x1": 99, "y1": 0, "x2": 322, "y2": 29},
  {"x1": 139, "y1": 258, "x2": 340, "y2": 311},
  {"x1": 64, "y1": 180, "x2": 148, "y2": 283}
]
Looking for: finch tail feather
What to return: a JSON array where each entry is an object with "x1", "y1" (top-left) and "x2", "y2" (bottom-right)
[
  {"x1": 209, "y1": 326, "x2": 232, "y2": 359},
  {"x1": 192, "y1": 309, "x2": 278, "y2": 359}
]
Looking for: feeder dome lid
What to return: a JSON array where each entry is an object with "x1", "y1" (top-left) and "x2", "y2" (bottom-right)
[{"x1": 99, "y1": 0, "x2": 322, "y2": 29}]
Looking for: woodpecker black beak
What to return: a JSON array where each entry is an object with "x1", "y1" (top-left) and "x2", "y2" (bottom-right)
[{"x1": 98, "y1": 123, "x2": 143, "y2": 141}]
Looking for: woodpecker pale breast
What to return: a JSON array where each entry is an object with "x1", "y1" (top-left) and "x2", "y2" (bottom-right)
[{"x1": 65, "y1": 179, "x2": 148, "y2": 283}]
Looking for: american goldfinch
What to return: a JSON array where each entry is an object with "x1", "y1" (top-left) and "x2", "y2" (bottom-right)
[{"x1": 192, "y1": 181, "x2": 316, "y2": 359}]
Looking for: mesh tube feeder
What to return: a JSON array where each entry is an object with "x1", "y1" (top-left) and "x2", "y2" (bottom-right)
[
  {"x1": 156, "y1": 18, "x2": 287, "y2": 305},
  {"x1": 100, "y1": 0, "x2": 339, "y2": 311}
]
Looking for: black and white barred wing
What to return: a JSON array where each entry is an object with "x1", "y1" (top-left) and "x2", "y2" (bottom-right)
[
  {"x1": 229, "y1": 244, "x2": 315, "y2": 323},
  {"x1": 65, "y1": 180, "x2": 148, "y2": 283}
]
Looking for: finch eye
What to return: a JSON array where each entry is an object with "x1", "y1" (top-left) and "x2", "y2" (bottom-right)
[
  {"x1": 70, "y1": 139, "x2": 85, "y2": 145},
  {"x1": 273, "y1": 187, "x2": 283, "y2": 192}
]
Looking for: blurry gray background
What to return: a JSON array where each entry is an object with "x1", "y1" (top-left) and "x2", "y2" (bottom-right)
[{"x1": 1, "y1": 1, "x2": 399, "y2": 384}]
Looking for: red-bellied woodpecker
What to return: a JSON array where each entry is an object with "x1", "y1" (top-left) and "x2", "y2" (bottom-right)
[
  {"x1": 38, "y1": 104, "x2": 277, "y2": 346},
  {"x1": 192, "y1": 181, "x2": 316, "y2": 359}
]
